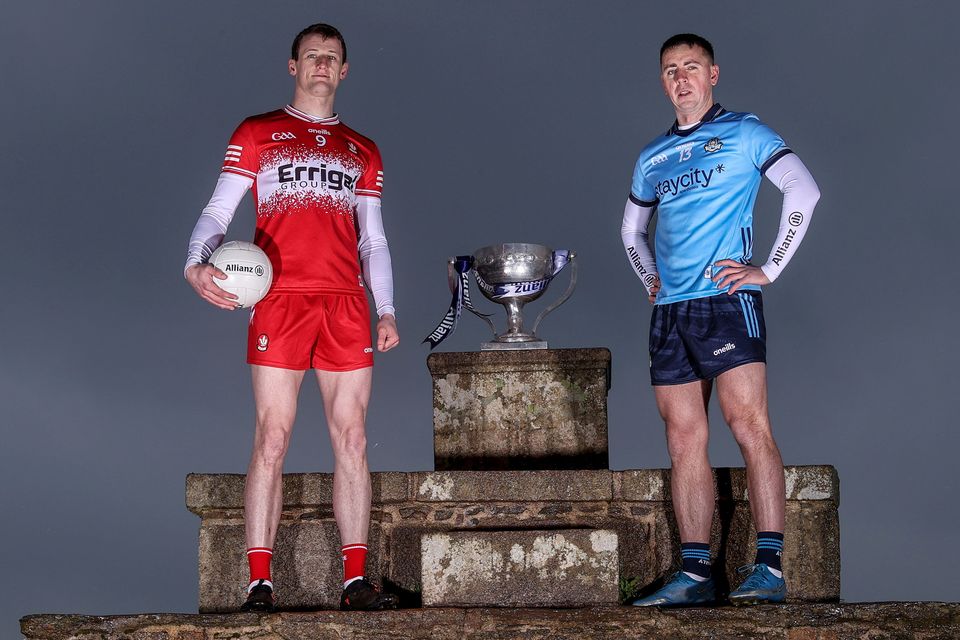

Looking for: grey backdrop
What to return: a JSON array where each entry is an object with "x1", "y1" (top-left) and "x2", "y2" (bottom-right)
[{"x1": 4, "y1": 1, "x2": 958, "y2": 634}]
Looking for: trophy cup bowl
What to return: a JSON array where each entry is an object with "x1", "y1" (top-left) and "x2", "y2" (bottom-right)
[{"x1": 472, "y1": 243, "x2": 577, "y2": 350}]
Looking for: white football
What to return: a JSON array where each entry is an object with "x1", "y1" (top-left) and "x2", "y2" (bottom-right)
[{"x1": 209, "y1": 241, "x2": 273, "y2": 308}]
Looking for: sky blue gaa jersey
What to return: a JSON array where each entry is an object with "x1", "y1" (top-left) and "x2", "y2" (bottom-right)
[{"x1": 630, "y1": 104, "x2": 792, "y2": 305}]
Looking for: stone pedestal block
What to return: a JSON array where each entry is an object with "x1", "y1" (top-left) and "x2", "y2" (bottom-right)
[
  {"x1": 427, "y1": 348, "x2": 611, "y2": 470},
  {"x1": 421, "y1": 530, "x2": 619, "y2": 607}
]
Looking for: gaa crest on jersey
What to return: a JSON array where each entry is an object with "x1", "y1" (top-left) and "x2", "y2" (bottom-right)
[
  {"x1": 704, "y1": 137, "x2": 723, "y2": 153},
  {"x1": 271, "y1": 132, "x2": 296, "y2": 141},
  {"x1": 257, "y1": 334, "x2": 269, "y2": 352}
]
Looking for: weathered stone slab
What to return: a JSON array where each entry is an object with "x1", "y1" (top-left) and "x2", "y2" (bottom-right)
[
  {"x1": 421, "y1": 530, "x2": 618, "y2": 607},
  {"x1": 412, "y1": 470, "x2": 612, "y2": 502},
  {"x1": 186, "y1": 472, "x2": 410, "y2": 513},
  {"x1": 22, "y1": 603, "x2": 960, "y2": 640},
  {"x1": 187, "y1": 467, "x2": 835, "y2": 511},
  {"x1": 427, "y1": 348, "x2": 611, "y2": 470},
  {"x1": 614, "y1": 466, "x2": 839, "y2": 502}
]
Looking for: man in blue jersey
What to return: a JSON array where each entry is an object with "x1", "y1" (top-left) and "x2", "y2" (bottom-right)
[{"x1": 621, "y1": 34, "x2": 820, "y2": 606}]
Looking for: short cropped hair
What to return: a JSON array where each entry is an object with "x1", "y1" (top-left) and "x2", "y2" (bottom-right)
[
  {"x1": 660, "y1": 33, "x2": 714, "y2": 64},
  {"x1": 291, "y1": 23, "x2": 347, "y2": 62}
]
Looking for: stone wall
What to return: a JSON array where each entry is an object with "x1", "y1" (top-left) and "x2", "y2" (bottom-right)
[{"x1": 186, "y1": 465, "x2": 839, "y2": 612}]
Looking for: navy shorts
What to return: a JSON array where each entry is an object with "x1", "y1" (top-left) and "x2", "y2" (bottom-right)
[{"x1": 649, "y1": 291, "x2": 766, "y2": 385}]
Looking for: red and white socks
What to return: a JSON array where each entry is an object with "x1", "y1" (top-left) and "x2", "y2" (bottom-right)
[
  {"x1": 247, "y1": 547, "x2": 273, "y2": 592},
  {"x1": 246, "y1": 543, "x2": 369, "y2": 591},
  {"x1": 341, "y1": 543, "x2": 368, "y2": 588}
]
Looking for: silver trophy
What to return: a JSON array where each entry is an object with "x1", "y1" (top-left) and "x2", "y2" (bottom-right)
[{"x1": 470, "y1": 243, "x2": 577, "y2": 350}]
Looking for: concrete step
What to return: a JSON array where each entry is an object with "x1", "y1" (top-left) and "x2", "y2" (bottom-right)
[
  {"x1": 421, "y1": 529, "x2": 618, "y2": 606},
  {"x1": 21, "y1": 603, "x2": 960, "y2": 640}
]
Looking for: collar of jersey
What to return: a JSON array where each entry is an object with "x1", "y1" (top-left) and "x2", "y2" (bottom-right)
[
  {"x1": 667, "y1": 103, "x2": 725, "y2": 138},
  {"x1": 284, "y1": 104, "x2": 340, "y2": 125}
]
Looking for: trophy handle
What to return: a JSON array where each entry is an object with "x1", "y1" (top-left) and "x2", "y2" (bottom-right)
[
  {"x1": 469, "y1": 303, "x2": 498, "y2": 338},
  {"x1": 532, "y1": 251, "x2": 577, "y2": 336}
]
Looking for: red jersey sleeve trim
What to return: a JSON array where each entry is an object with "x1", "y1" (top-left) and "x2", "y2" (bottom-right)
[{"x1": 222, "y1": 166, "x2": 258, "y2": 180}]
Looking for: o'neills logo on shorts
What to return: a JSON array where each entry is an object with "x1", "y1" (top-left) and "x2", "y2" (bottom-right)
[
  {"x1": 713, "y1": 342, "x2": 736, "y2": 356},
  {"x1": 257, "y1": 334, "x2": 269, "y2": 352}
]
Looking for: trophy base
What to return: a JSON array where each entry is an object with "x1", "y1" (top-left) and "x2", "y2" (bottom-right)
[{"x1": 481, "y1": 340, "x2": 548, "y2": 351}]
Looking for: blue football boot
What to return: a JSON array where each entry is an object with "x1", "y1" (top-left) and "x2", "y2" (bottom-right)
[
  {"x1": 728, "y1": 564, "x2": 787, "y2": 605},
  {"x1": 629, "y1": 571, "x2": 717, "y2": 607}
]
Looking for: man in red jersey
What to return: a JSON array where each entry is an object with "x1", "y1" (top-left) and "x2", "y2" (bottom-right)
[{"x1": 184, "y1": 23, "x2": 399, "y2": 612}]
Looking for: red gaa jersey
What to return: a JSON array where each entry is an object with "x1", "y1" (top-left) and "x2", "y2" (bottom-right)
[{"x1": 221, "y1": 105, "x2": 384, "y2": 296}]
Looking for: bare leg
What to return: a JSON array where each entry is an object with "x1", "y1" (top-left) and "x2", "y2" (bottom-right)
[
  {"x1": 245, "y1": 365, "x2": 305, "y2": 549},
  {"x1": 716, "y1": 362, "x2": 785, "y2": 533},
  {"x1": 315, "y1": 367, "x2": 373, "y2": 546},
  {"x1": 655, "y1": 380, "x2": 714, "y2": 543}
]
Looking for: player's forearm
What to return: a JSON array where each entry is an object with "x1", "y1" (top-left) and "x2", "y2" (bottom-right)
[
  {"x1": 760, "y1": 154, "x2": 820, "y2": 282},
  {"x1": 621, "y1": 198, "x2": 659, "y2": 294},
  {"x1": 356, "y1": 196, "x2": 396, "y2": 317},
  {"x1": 184, "y1": 172, "x2": 252, "y2": 275},
  {"x1": 361, "y1": 242, "x2": 396, "y2": 318}
]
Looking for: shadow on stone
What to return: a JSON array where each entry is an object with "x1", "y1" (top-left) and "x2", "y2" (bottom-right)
[
  {"x1": 714, "y1": 467, "x2": 735, "y2": 596},
  {"x1": 436, "y1": 452, "x2": 609, "y2": 471},
  {"x1": 382, "y1": 577, "x2": 422, "y2": 608}
]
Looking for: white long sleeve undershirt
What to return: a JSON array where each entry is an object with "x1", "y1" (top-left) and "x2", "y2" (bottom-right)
[
  {"x1": 758, "y1": 153, "x2": 821, "y2": 282},
  {"x1": 184, "y1": 172, "x2": 251, "y2": 273},
  {"x1": 356, "y1": 195, "x2": 395, "y2": 318},
  {"x1": 620, "y1": 200, "x2": 659, "y2": 296}
]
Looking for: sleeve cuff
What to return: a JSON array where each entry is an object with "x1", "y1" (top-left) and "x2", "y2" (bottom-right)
[
  {"x1": 760, "y1": 264, "x2": 778, "y2": 283},
  {"x1": 628, "y1": 193, "x2": 658, "y2": 207}
]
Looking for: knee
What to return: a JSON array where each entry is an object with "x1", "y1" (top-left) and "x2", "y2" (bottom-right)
[
  {"x1": 253, "y1": 427, "x2": 291, "y2": 468},
  {"x1": 333, "y1": 425, "x2": 367, "y2": 462},
  {"x1": 665, "y1": 421, "x2": 708, "y2": 460},
  {"x1": 725, "y1": 409, "x2": 773, "y2": 449}
]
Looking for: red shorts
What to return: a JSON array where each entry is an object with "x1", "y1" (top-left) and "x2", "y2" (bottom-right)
[{"x1": 247, "y1": 294, "x2": 374, "y2": 371}]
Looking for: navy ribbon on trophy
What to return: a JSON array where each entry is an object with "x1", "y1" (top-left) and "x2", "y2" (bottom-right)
[{"x1": 423, "y1": 256, "x2": 491, "y2": 349}]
